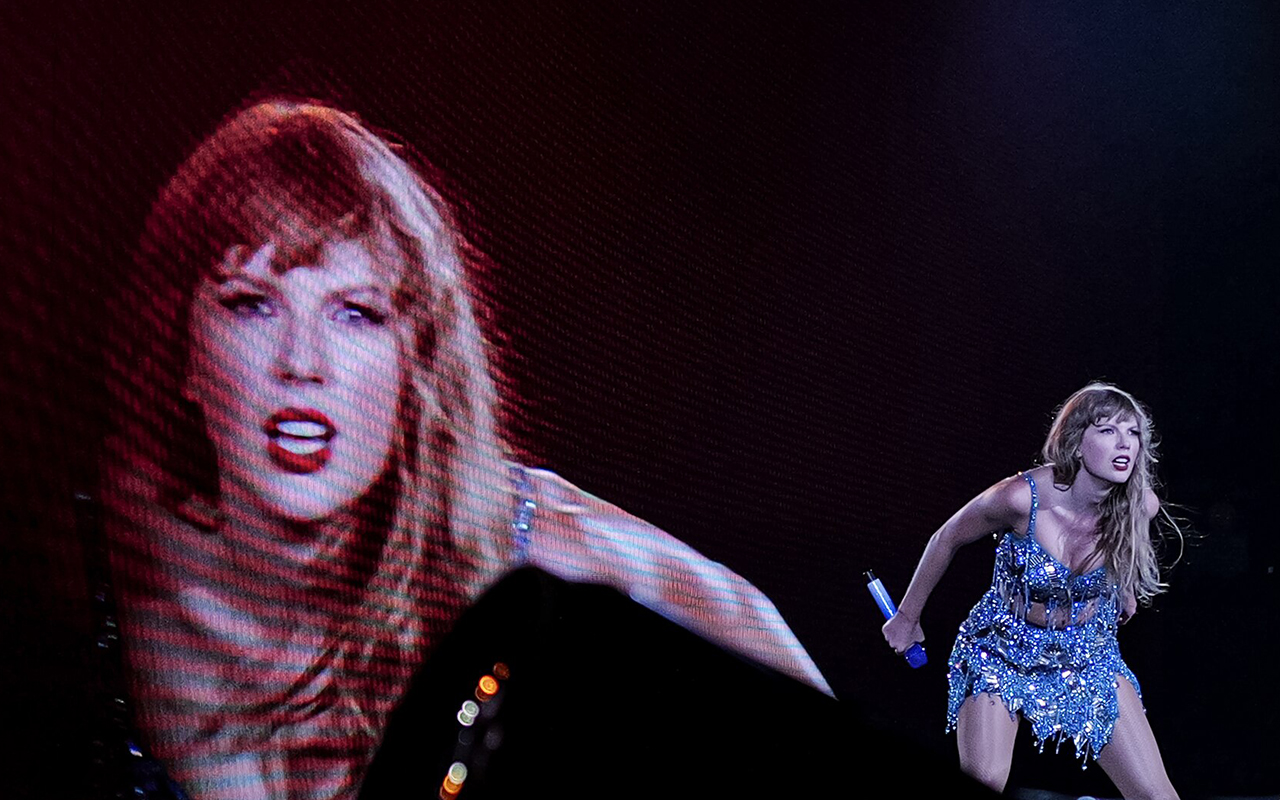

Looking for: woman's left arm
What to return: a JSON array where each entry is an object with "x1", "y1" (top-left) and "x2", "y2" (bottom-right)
[{"x1": 522, "y1": 469, "x2": 834, "y2": 696}]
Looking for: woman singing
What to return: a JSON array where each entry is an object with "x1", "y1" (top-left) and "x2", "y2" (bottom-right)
[
  {"x1": 881, "y1": 383, "x2": 1178, "y2": 798},
  {"x1": 104, "y1": 100, "x2": 829, "y2": 799}
]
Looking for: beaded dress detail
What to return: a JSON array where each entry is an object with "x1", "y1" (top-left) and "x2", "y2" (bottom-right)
[{"x1": 945, "y1": 473, "x2": 1141, "y2": 765}]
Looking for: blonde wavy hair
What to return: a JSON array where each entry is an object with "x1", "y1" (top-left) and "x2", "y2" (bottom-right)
[{"x1": 1041, "y1": 382, "x2": 1175, "y2": 603}]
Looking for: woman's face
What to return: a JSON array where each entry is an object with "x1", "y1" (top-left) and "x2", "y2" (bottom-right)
[
  {"x1": 1078, "y1": 412, "x2": 1142, "y2": 485},
  {"x1": 186, "y1": 236, "x2": 406, "y2": 523}
]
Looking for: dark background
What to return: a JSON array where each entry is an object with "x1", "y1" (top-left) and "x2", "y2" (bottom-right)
[{"x1": 3, "y1": 2, "x2": 1277, "y2": 798}]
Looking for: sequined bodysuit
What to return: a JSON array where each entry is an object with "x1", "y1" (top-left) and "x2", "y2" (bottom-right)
[{"x1": 946, "y1": 473, "x2": 1141, "y2": 764}]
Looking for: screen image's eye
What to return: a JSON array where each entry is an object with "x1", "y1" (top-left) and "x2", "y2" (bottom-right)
[
  {"x1": 219, "y1": 292, "x2": 276, "y2": 318},
  {"x1": 333, "y1": 302, "x2": 388, "y2": 326}
]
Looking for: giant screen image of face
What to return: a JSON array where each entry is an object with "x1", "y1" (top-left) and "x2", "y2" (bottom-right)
[
  {"x1": 6, "y1": 4, "x2": 1279, "y2": 800},
  {"x1": 99, "y1": 100, "x2": 854, "y2": 799}
]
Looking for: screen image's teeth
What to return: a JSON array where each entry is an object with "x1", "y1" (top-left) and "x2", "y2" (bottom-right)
[
  {"x1": 277, "y1": 420, "x2": 328, "y2": 438},
  {"x1": 277, "y1": 438, "x2": 326, "y2": 455}
]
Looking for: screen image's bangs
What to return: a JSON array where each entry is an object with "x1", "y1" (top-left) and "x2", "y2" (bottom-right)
[
  {"x1": 225, "y1": 189, "x2": 374, "y2": 274},
  {"x1": 201, "y1": 196, "x2": 414, "y2": 298},
  {"x1": 185, "y1": 113, "x2": 395, "y2": 275}
]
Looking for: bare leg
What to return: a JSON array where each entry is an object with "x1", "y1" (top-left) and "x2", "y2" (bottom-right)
[
  {"x1": 956, "y1": 692, "x2": 1020, "y2": 793},
  {"x1": 1096, "y1": 677, "x2": 1179, "y2": 800}
]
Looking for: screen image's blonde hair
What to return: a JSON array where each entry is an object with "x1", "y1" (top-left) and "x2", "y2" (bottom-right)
[
  {"x1": 1041, "y1": 382, "x2": 1174, "y2": 603},
  {"x1": 105, "y1": 101, "x2": 518, "y2": 763}
]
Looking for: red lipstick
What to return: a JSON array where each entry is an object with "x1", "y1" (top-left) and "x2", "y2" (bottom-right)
[{"x1": 263, "y1": 408, "x2": 335, "y2": 474}]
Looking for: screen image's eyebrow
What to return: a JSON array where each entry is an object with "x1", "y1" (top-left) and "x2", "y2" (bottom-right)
[
  {"x1": 207, "y1": 268, "x2": 273, "y2": 289},
  {"x1": 325, "y1": 284, "x2": 389, "y2": 303}
]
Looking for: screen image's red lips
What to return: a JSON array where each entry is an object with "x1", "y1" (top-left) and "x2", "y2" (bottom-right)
[{"x1": 263, "y1": 408, "x2": 335, "y2": 474}]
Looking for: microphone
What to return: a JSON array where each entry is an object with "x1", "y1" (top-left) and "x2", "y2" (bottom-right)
[{"x1": 864, "y1": 570, "x2": 927, "y2": 668}]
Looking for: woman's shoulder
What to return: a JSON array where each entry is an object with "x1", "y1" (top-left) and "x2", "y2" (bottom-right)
[
  {"x1": 974, "y1": 469, "x2": 1041, "y2": 534},
  {"x1": 1142, "y1": 487, "x2": 1160, "y2": 519},
  {"x1": 994, "y1": 469, "x2": 1039, "y2": 509},
  {"x1": 1018, "y1": 464, "x2": 1055, "y2": 493}
]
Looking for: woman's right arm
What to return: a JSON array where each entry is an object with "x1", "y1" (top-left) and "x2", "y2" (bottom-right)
[
  {"x1": 522, "y1": 468, "x2": 834, "y2": 695},
  {"x1": 881, "y1": 475, "x2": 1031, "y2": 654}
]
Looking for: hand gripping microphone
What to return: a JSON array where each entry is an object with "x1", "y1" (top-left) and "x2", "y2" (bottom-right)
[{"x1": 864, "y1": 570, "x2": 927, "y2": 668}]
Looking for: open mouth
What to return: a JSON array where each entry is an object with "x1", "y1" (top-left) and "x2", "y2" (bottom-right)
[
  {"x1": 1112, "y1": 455, "x2": 1131, "y2": 471},
  {"x1": 263, "y1": 409, "x2": 335, "y2": 474}
]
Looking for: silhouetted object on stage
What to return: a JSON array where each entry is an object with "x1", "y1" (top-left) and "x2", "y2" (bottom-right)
[
  {"x1": 79, "y1": 492, "x2": 191, "y2": 800},
  {"x1": 865, "y1": 570, "x2": 927, "y2": 668},
  {"x1": 362, "y1": 567, "x2": 994, "y2": 799}
]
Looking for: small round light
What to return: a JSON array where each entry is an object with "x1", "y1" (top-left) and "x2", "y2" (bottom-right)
[
  {"x1": 457, "y1": 709, "x2": 475, "y2": 727},
  {"x1": 440, "y1": 762, "x2": 468, "y2": 798},
  {"x1": 461, "y1": 700, "x2": 480, "y2": 717},
  {"x1": 493, "y1": 662, "x2": 511, "y2": 680},
  {"x1": 476, "y1": 675, "x2": 499, "y2": 701}
]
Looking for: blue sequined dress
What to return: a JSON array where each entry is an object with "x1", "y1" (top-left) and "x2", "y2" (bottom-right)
[{"x1": 946, "y1": 473, "x2": 1141, "y2": 765}]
